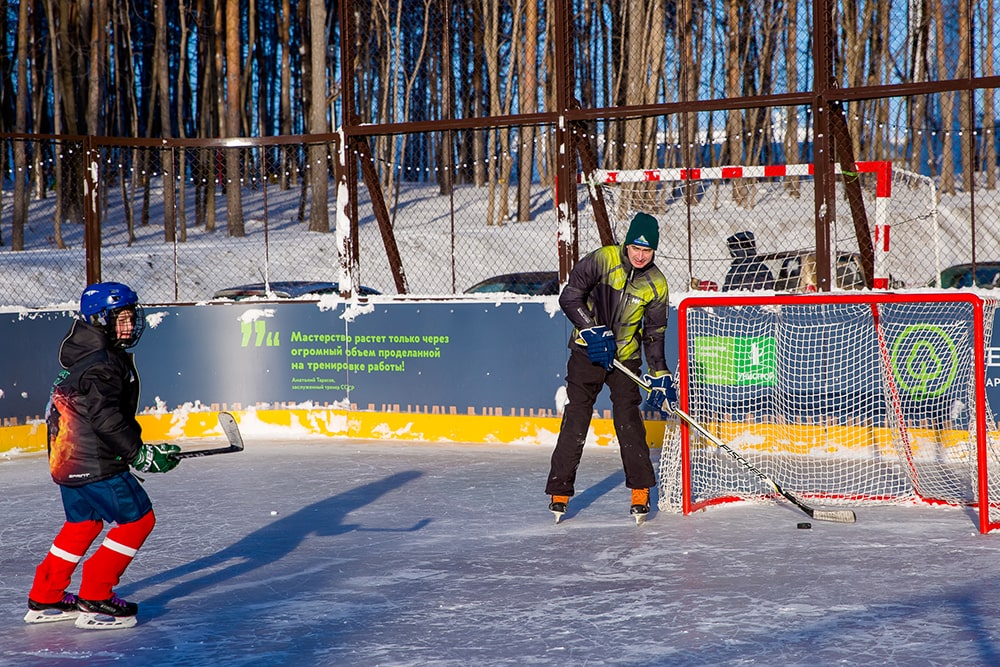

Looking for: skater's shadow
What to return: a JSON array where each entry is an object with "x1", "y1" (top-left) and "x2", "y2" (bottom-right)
[
  {"x1": 560, "y1": 471, "x2": 624, "y2": 521},
  {"x1": 124, "y1": 470, "x2": 429, "y2": 620}
]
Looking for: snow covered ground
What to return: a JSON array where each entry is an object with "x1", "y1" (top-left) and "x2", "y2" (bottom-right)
[
  {"x1": 4, "y1": 169, "x2": 1000, "y2": 309},
  {"x1": 4, "y1": 434, "x2": 1000, "y2": 666}
]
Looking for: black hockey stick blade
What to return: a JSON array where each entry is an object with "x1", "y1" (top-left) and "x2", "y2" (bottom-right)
[
  {"x1": 609, "y1": 360, "x2": 855, "y2": 524},
  {"x1": 175, "y1": 412, "x2": 245, "y2": 459},
  {"x1": 673, "y1": 407, "x2": 856, "y2": 524}
]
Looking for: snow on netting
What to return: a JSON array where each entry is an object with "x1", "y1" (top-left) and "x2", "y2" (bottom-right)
[{"x1": 658, "y1": 294, "x2": 1000, "y2": 515}]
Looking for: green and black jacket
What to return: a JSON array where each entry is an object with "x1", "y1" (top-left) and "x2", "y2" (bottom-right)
[{"x1": 559, "y1": 243, "x2": 670, "y2": 376}]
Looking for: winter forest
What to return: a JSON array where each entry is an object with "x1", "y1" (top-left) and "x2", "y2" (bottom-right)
[
  {"x1": 0, "y1": 0, "x2": 997, "y2": 303},
  {"x1": 2, "y1": 1, "x2": 995, "y2": 178}
]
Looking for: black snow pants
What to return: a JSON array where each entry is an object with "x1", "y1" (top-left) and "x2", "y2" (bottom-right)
[{"x1": 545, "y1": 347, "x2": 655, "y2": 497}]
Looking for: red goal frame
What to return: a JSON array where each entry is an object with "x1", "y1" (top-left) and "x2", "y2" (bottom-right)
[{"x1": 672, "y1": 291, "x2": 999, "y2": 533}]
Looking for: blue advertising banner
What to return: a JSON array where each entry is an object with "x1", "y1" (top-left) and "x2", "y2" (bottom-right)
[
  {"x1": 138, "y1": 300, "x2": 579, "y2": 415},
  {"x1": 2, "y1": 298, "x2": 996, "y2": 430}
]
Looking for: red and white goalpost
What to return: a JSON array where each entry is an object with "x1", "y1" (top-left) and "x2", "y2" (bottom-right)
[
  {"x1": 658, "y1": 291, "x2": 1000, "y2": 533},
  {"x1": 580, "y1": 160, "x2": 938, "y2": 290}
]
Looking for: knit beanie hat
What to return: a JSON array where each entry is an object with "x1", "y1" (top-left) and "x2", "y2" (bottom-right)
[
  {"x1": 623, "y1": 212, "x2": 659, "y2": 250},
  {"x1": 726, "y1": 230, "x2": 757, "y2": 256}
]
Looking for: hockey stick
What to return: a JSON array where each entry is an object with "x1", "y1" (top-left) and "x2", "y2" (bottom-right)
[
  {"x1": 611, "y1": 358, "x2": 856, "y2": 523},
  {"x1": 175, "y1": 412, "x2": 245, "y2": 459}
]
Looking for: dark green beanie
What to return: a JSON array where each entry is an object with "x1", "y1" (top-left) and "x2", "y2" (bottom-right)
[{"x1": 623, "y1": 212, "x2": 659, "y2": 250}]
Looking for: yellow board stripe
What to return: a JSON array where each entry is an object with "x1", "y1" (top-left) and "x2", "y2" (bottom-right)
[
  {"x1": 5, "y1": 410, "x2": 976, "y2": 458},
  {"x1": 0, "y1": 410, "x2": 669, "y2": 455}
]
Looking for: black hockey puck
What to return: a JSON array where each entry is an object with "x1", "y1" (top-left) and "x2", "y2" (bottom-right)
[{"x1": 797, "y1": 522, "x2": 812, "y2": 529}]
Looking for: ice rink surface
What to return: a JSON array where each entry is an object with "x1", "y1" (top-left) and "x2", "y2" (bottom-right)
[{"x1": 4, "y1": 437, "x2": 1000, "y2": 666}]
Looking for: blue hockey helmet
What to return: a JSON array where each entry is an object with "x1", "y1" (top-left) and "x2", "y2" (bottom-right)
[{"x1": 79, "y1": 282, "x2": 146, "y2": 348}]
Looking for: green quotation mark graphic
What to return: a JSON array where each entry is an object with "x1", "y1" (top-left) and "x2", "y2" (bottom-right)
[
  {"x1": 890, "y1": 324, "x2": 958, "y2": 400},
  {"x1": 241, "y1": 319, "x2": 280, "y2": 347}
]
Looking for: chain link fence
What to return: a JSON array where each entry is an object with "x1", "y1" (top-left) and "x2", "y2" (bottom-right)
[{"x1": 2, "y1": 116, "x2": 1000, "y2": 308}]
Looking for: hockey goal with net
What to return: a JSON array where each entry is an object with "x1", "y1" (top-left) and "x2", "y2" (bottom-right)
[{"x1": 657, "y1": 291, "x2": 1000, "y2": 532}]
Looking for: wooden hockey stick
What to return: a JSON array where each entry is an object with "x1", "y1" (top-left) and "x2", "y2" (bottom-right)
[
  {"x1": 611, "y1": 358, "x2": 856, "y2": 523},
  {"x1": 175, "y1": 412, "x2": 245, "y2": 459}
]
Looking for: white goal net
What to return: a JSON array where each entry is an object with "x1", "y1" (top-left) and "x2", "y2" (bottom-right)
[{"x1": 658, "y1": 291, "x2": 1000, "y2": 532}]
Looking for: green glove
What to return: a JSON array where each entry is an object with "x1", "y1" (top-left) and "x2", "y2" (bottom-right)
[{"x1": 132, "y1": 443, "x2": 181, "y2": 473}]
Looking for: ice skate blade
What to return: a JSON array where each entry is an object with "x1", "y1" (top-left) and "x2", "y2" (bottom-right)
[
  {"x1": 74, "y1": 612, "x2": 137, "y2": 630},
  {"x1": 24, "y1": 608, "x2": 79, "y2": 624},
  {"x1": 630, "y1": 505, "x2": 649, "y2": 525},
  {"x1": 551, "y1": 510, "x2": 565, "y2": 523}
]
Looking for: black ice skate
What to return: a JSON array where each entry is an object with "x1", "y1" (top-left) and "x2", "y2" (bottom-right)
[
  {"x1": 75, "y1": 593, "x2": 138, "y2": 630},
  {"x1": 549, "y1": 495, "x2": 569, "y2": 523},
  {"x1": 23, "y1": 592, "x2": 79, "y2": 624},
  {"x1": 630, "y1": 488, "x2": 650, "y2": 525}
]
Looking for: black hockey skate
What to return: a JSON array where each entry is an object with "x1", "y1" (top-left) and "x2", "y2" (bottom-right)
[
  {"x1": 549, "y1": 495, "x2": 569, "y2": 523},
  {"x1": 24, "y1": 592, "x2": 79, "y2": 624},
  {"x1": 630, "y1": 488, "x2": 650, "y2": 525},
  {"x1": 75, "y1": 593, "x2": 138, "y2": 630}
]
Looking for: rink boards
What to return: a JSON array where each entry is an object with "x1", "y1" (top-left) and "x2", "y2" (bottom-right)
[{"x1": 2, "y1": 296, "x2": 1000, "y2": 455}]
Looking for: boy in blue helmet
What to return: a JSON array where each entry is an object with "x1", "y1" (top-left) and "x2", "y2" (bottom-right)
[
  {"x1": 546, "y1": 213, "x2": 676, "y2": 524},
  {"x1": 25, "y1": 282, "x2": 181, "y2": 629}
]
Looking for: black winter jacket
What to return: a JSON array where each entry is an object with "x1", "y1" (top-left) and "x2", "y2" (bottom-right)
[
  {"x1": 46, "y1": 320, "x2": 144, "y2": 487},
  {"x1": 559, "y1": 244, "x2": 670, "y2": 374}
]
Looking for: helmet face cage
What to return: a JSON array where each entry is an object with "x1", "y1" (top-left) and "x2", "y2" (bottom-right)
[{"x1": 79, "y1": 282, "x2": 146, "y2": 348}]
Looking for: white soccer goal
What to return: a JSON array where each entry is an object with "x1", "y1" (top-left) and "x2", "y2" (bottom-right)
[{"x1": 657, "y1": 291, "x2": 1000, "y2": 533}]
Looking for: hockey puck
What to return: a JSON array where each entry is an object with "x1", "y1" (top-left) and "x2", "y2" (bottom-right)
[{"x1": 796, "y1": 522, "x2": 812, "y2": 529}]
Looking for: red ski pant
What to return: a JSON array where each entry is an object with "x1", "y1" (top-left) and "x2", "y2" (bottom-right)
[{"x1": 29, "y1": 510, "x2": 156, "y2": 603}]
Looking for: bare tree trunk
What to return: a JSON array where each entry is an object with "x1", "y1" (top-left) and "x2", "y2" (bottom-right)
[
  {"x1": 86, "y1": 0, "x2": 106, "y2": 135},
  {"x1": 279, "y1": 0, "x2": 292, "y2": 190},
  {"x1": 438, "y1": 0, "x2": 454, "y2": 197},
  {"x1": 985, "y1": 0, "x2": 997, "y2": 190},
  {"x1": 516, "y1": 0, "x2": 538, "y2": 222},
  {"x1": 389, "y1": 0, "x2": 433, "y2": 223},
  {"x1": 955, "y1": 0, "x2": 972, "y2": 193},
  {"x1": 43, "y1": 0, "x2": 66, "y2": 247},
  {"x1": 482, "y1": 1, "x2": 498, "y2": 222},
  {"x1": 932, "y1": 0, "x2": 954, "y2": 193},
  {"x1": 225, "y1": 0, "x2": 246, "y2": 236},
  {"x1": 242, "y1": 0, "x2": 257, "y2": 132},
  {"x1": 198, "y1": 0, "x2": 217, "y2": 232},
  {"x1": 12, "y1": 0, "x2": 30, "y2": 251},
  {"x1": 156, "y1": 0, "x2": 178, "y2": 242},
  {"x1": 472, "y1": 5, "x2": 485, "y2": 187},
  {"x1": 30, "y1": 24, "x2": 47, "y2": 201},
  {"x1": 110, "y1": 0, "x2": 139, "y2": 243},
  {"x1": 54, "y1": 0, "x2": 84, "y2": 225},
  {"x1": 307, "y1": 0, "x2": 329, "y2": 233},
  {"x1": 784, "y1": 0, "x2": 801, "y2": 197},
  {"x1": 723, "y1": 0, "x2": 749, "y2": 205},
  {"x1": 176, "y1": 0, "x2": 189, "y2": 242},
  {"x1": 906, "y1": 0, "x2": 929, "y2": 174}
]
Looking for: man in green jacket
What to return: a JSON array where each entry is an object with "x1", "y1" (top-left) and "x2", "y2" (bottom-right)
[{"x1": 546, "y1": 212, "x2": 676, "y2": 524}]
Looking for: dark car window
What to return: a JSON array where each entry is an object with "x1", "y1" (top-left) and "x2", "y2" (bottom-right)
[{"x1": 464, "y1": 272, "x2": 559, "y2": 296}]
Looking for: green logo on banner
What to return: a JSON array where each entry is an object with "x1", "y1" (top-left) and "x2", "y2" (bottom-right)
[
  {"x1": 241, "y1": 319, "x2": 281, "y2": 348},
  {"x1": 693, "y1": 336, "x2": 777, "y2": 386},
  {"x1": 890, "y1": 324, "x2": 958, "y2": 399}
]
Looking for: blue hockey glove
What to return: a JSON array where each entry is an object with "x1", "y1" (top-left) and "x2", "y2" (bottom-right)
[
  {"x1": 580, "y1": 326, "x2": 617, "y2": 370},
  {"x1": 132, "y1": 443, "x2": 181, "y2": 473},
  {"x1": 643, "y1": 373, "x2": 677, "y2": 413}
]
